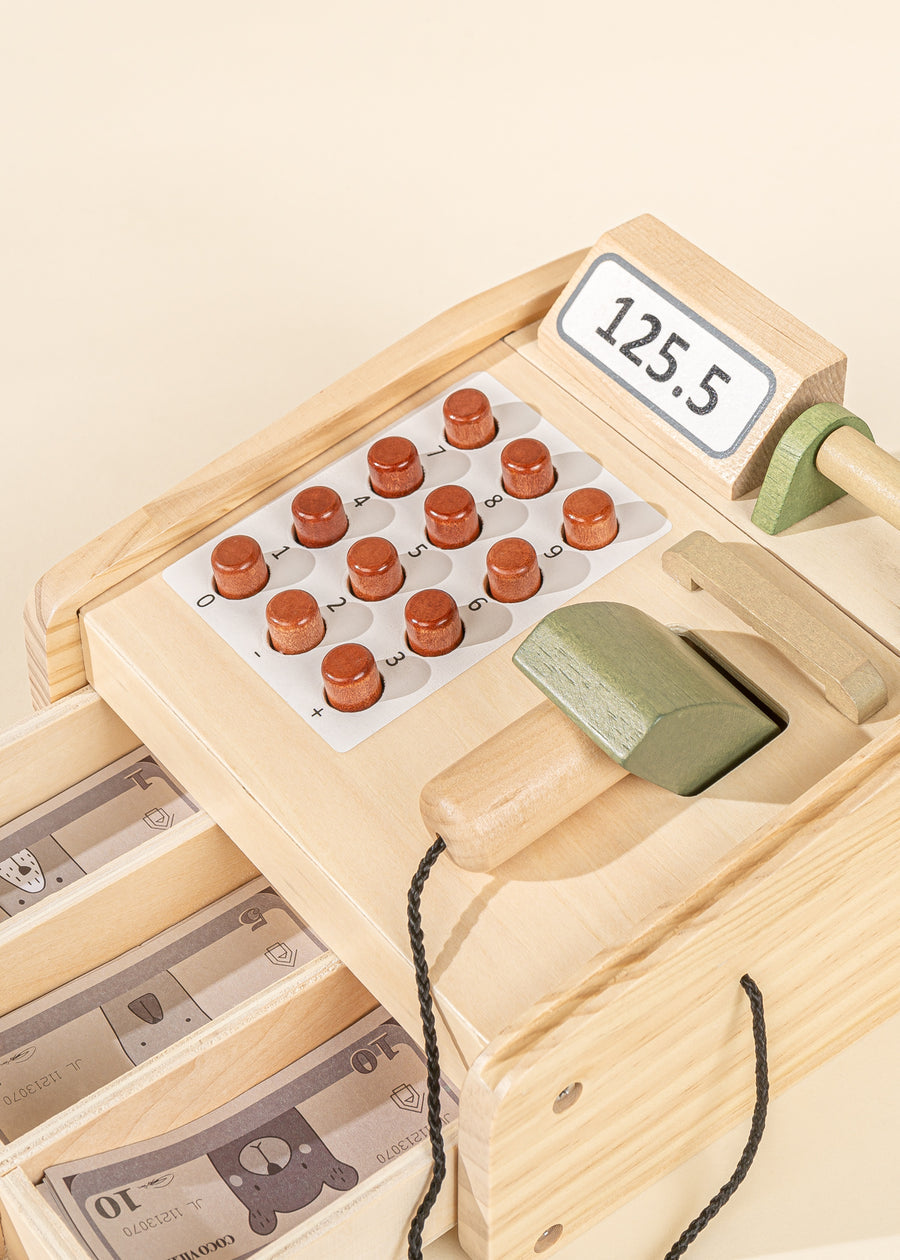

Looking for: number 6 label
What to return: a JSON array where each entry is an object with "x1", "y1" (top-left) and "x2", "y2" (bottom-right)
[{"x1": 555, "y1": 254, "x2": 776, "y2": 459}]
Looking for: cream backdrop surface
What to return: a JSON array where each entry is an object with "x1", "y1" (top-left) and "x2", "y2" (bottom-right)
[{"x1": 2, "y1": 2, "x2": 900, "y2": 1257}]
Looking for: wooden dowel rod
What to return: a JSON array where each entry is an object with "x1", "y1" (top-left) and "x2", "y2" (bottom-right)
[{"x1": 816, "y1": 425, "x2": 900, "y2": 530}]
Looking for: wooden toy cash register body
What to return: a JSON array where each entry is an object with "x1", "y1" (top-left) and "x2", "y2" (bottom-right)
[{"x1": 0, "y1": 216, "x2": 898, "y2": 1259}]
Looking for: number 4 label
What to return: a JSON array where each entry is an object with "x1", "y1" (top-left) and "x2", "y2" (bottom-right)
[{"x1": 556, "y1": 254, "x2": 776, "y2": 459}]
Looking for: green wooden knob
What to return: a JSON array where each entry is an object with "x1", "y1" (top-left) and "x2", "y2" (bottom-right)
[{"x1": 751, "y1": 403, "x2": 874, "y2": 535}]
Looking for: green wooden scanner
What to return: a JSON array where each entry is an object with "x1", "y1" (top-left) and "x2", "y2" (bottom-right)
[{"x1": 514, "y1": 603, "x2": 779, "y2": 795}]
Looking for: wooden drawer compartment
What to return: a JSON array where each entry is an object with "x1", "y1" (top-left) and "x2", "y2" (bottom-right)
[
  {"x1": 0, "y1": 955, "x2": 458, "y2": 1260},
  {"x1": 0, "y1": 688, "x2": 257, "y2": 1033},
  {"x1": 0, "y1": 688, "x2": 458, "y2": 1258}
]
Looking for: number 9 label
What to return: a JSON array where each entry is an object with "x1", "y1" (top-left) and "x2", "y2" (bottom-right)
[{"x1": 556, "y1": 254, "x2": 776, "y2": 458}]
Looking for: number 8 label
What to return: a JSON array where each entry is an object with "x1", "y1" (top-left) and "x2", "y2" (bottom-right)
[{"x1": 556, "y1": 254, "x2": 776, "y2": 459}]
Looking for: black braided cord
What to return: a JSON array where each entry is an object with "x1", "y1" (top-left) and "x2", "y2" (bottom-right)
[
  {"x1": 663, "y1": 974, "x2": 769, "y2": 1259},
  {"x1": 407, "y1": 835, "x2": 448, "y2": 1260},
  {"x1": 407, "y1": 834, "x2": 769, "y2": 1260}
]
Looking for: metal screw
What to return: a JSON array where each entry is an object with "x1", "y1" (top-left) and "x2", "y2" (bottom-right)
[
  {"x1": 534, "y1": 1223, "x2": 564, "y2": 1252},
  {"x1": 552, "y1": 1081, "x2": 583, "y2": 1114}
]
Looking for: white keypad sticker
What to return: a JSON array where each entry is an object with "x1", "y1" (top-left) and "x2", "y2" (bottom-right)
[{"x1": 164, "y1": 372, "x2": 670, "y2": 751}]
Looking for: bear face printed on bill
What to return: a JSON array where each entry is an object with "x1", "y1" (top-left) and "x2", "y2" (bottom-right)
[
  {"x1": 207, "y1": 1107, "x2": 359, "y2": 1236},
  {"x1": 0, "y1": 839, "x2": 84, "y2": 917}
]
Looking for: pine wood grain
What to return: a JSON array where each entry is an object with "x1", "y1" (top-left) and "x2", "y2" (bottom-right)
[{"x1": 457, "y1": 726, "x2": 900, "y2": 1258}]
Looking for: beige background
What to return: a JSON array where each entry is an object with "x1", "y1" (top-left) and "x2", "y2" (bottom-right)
[{"x1": 2, "y1": 2, "x2": 900, "y2": 1256}]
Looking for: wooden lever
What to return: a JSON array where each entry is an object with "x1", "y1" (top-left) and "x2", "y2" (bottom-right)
[
  {"x1": 662, "y1": 531, "x2": 888, "y2": 723},
  {"x1": 421, "y1": 603, "x2": 779, "y2": 872}
]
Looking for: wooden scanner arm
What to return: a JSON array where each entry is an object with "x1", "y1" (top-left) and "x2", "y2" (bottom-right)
[
  {"x1": 420, "y1": 602, "x2": 780, "y2": 873},
  {"x1": 419, "y1": 700, "x2": 628, "y2": 871}
]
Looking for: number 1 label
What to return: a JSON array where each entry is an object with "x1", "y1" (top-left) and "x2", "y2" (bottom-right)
[{"x1": 556, "y1": 254, "x2": 776, "y2": 458}]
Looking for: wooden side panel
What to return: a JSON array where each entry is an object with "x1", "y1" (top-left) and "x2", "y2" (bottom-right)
[
  {"x1": 457, "y1": 728, "x2": 900, "y2": 1259},
  {"x1": 25, "y1": 252, "x2": 584, "y2": 708}
]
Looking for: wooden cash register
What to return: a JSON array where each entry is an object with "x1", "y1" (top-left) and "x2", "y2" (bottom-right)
[{"x1": 0, "y1": 215, "x2": 898, "y2": 1259}]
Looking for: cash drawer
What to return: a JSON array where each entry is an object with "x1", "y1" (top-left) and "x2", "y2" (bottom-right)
[{"x1": 0, "y1": 688, "x2": 458, "y2": 1259}]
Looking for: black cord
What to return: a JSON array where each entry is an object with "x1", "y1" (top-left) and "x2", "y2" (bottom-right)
[
  {"x1": 407, "y1": 837, "x2": 769, "y2": 1260},
  {"x1": 407, "y1": 835, "x2": 447, "y2": 1260},
  {"x1": 662, "y1": 974, "x2": 769, "y2": 1259}
]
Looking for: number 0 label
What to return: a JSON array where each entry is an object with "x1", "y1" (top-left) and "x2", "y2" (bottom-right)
[{"x1": 556, "y1": 254, "x2": 776, "y2": 458}]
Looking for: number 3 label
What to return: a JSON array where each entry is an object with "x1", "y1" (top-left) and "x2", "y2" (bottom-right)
[{"x1": 556, "y1": 254, "x2": 776, "y2": 458}]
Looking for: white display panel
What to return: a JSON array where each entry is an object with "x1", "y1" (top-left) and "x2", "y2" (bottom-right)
[{"x1": 556, "y1": 254, "x2": 777, "y2": 458}]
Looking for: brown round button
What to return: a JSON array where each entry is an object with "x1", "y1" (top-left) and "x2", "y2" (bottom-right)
[
  {"x1": 211, "y1": 535, "x2": 269, "y2": 599},
  {"x1": 367, "y1": 436, "x2": 424, "y2": 498},
  {"x1": 405, "y1": 589, "x2": 463, "y2": 657},
  {"x1": 424, "y1": 485, "x2": 480, "y2": 549},
  {"x1": 563, "y1": 488, "x2": 619, "y2": 550},
  {"x1": 486, "y1": 538, "x2": 541, "y2": 602},
  {"x1": 291, "y1": 486, "x2": 348, "y2": 548},
  {"x1": 501, "y1": 438, "x2": 555, "y2": 499},
  {"x1": 442, "y1": 388, "x2": 495, "y2": 449},
  {"x1": 321, "y1": 643, "x2": 382, "y2": 712},
  {"x1": 266, "y1": 590, "x2": 325, "y2": 655},
  {"x1": 347, "y1": 537, "x2": 404, "y2": 601}
]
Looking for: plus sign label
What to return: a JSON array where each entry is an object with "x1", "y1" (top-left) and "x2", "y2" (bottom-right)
[{"x1": 556, "y1": 254, "x2": 777, "y2": 459}]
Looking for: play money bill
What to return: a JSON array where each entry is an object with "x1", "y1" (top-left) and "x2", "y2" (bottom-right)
[
  {"x1": 0, "y1": 747, "x2": 198, "y2": 918},
  {"x1": 0, "y1": 879, "x2": 324, "y2": 1139},
  {"x1": 44, "y1": 1008, "x2": 458, "y2": 1260}
]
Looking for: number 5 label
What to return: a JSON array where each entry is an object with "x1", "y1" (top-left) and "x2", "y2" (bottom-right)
[{"x1": 555, "y1": 254, "x2": 776, "y2": 459}]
